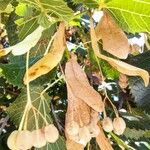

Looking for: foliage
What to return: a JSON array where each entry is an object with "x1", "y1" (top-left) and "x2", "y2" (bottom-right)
[{"x1": 0, "y1": 0, "x2": 150, "y2": 150}]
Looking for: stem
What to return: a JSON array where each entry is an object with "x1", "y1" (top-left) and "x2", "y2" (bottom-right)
[
  {"x1": 44, "y1": 33, "x2": 56, "y2": 55},
  {"x1": 104, "y1": 90, "x2": 119, "y2": 117}
]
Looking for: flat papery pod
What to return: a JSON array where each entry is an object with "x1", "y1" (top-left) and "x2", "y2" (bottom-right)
[
  {"x1": 96, "y1": 124, "x2": 114, "y2": 150},
  {"x1": 66, "y1": 138, "x2": 84, "y2": 150},
  {"x1": 65, "y1": 83, "x2": 91, "y2": 135},
  {"x1": 0, "y1": 26, "x2": 45, "y2": 57},
  {"x1": 65, "y1": 55, "x2": 104, "y2": 112},
  {"x1": 68, "y1": 86, "x2": 91, "y2": 126},
  {"x1": 90, "y1": 20, "x2": 149, "y2": 87},
  {"x1": 95, "y1": 11, "x2": 130, "y2": 59},
  {"x1": 23, "y1": 22, "x2": 66, "y2": 84},
  {"x1": 98, "y1": 53, "x2": 149, "y2": 87}
]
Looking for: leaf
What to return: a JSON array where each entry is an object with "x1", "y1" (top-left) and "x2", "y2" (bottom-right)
[
  {"x1": 0, "y1": 26, "x2": 56, "y2": 87},
  {"x1": 127, "y1": 51, "x2": 150, "y2": 73},
  {"x1": 96, "y1": 124, "x2": 113, "y2": 150},
  {"x1": 73, "y1": 0, "x2": 99, "y2": 8},
  {"x1": 65, "y1": 54, "x2": 104, "y2": 112},
  {"x1": 106, "y1": 0, "x2": 150, "y2": 32},
  {"x1": 95, "y1": 11, "x2": 130, "y2": 59},
  {"x1": 23, "y1": 22, "x2": 66, "y2": 84},
  {"x1": 6, "y1": 86, "x2": 51, "y2": 129},
  {"x1": 124, "y1": 128, "x2": 150, "y2": 140},
  {"x1": 0, "y1": 0, "x2": 11, "y2": 11},
  {"x1": 6, "y1": 85, "x2": 66, "y2": 150},
  {"x1": 35, "y1": 137, "x2": 66, "y2": 150},
  {"x1": 19, "y1": 0, "x2": 73, "y2": 22},
  {"x1": 90, "y1": 16, "x2": 149, "y2": 86},
  {"x1": 129, "y1": 77, "x2": 150, "y2": 113},
  {"x1": 0, "y1": 26, "x2": 45, "y2": 56}
]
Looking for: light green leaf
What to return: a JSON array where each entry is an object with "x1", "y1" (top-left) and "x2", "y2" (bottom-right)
[
  {"x1": 106, "y1": 0, "x2": 150, "y2": 32},
  {"x1": 0, "y1": 0, "x2": 11, "y2": 11},
  {"x1": 73, "y1": 0, "x2": 99, "y2": 8},
  {"x1": 18, "y1": 0, "x2": 73, "y2": 22},
  {"x1": 15, "y1": 3, "x2": 28, "y2": 16}
]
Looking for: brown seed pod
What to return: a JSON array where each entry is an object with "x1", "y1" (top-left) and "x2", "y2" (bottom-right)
[
  {"x1": 102, "y1": 117, "x2": 113, "y2": 132},
  {"x1": 113, "y1": 117, "x2": 126, "y2": 135},
  {"x1": 66, "y1": 121, "x2": 79, "y2": 136},
  {"x1": 15, "y1": 130, "x2": 33, "y2": 150},
  {"x1": 44, "y1": 124, "x2": 59, "y2": 143},
  {"x1": 88, "y1": 123, "x2": 100, "y2": 137},
  {"x1": 78, "y1": 126, "x2": 91, "y2": 146},
  {"x1": 7, "y1": 130, "x2": 19, "y2": 150},
  {"x1": 32, "y1": 129, "x2": 46, "y2": 148}
]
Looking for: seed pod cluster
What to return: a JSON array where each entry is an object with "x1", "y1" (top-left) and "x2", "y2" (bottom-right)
[
  {"x1": 7, "y1": 124, "x2": 59, "y2": 150},
  {"x1": 102, "y1": 117, "x2": 126, "y2": 135}
]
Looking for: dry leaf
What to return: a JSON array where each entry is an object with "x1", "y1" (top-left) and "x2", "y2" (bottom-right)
[
  {"x1": 66, "y1": 138, "x2": 84, "y2": 150},
  {"x1": 23, "y1": 22, "x2": 66, "y2": 84},
  {"x1": 0, "y1": 26, "x2": 44, "y2": 57},
  {"x1": 95, "y1": 11, "x2": 130, "y2": 59},
  {"x1": 90, "y1": 19, "x2": 149, "y2": 87},
  {"x1": 96, "y1": 124, "x2": 114, "y2": 150},
  {"x1": 65, "y1": 55, "x2": 104, "y2": 112}
]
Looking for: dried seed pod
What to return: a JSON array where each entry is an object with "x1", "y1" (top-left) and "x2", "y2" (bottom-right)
[
  {"x1": 88, "y1": 123, "x2": 100, "y2": 137},
  {"x1": 32, "y1": 129, "x2": 46, "y2": 148},
  {"x1": 66, "y1": 121, "x2": 80, "y2": 136},
  {"x1": 44, "y1": 124, "x2": 59, "y2": 143},
  {"x1": 102, "y1": 117, "x2": 113, "y2": 132},
  {"x1": 15, "y1": 130, "x2": 33, "y2": 150},
  {"x1": 113, "y1": 117, "x2": 126, "y2": 135},
  {"x1": 78, "y1": 126, "x2": 91, "y2": 146},
  {"x1": 7, "y1": 130, "x2": 19, "y2": 150}
]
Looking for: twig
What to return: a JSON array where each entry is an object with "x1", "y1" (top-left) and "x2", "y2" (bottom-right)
[{"x1": 0, "y1": 115, "x2": 9, "y2": 135}]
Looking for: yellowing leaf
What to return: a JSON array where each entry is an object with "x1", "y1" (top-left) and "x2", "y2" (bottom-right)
[
  {"x1": 65, "y1": 55, "x2": 104, "y2": 112},
  {"x1": 95, "y1": 11, "x2": 130, "y2": 59},
  {"x1": 91, "y1": 18, "x2": 149, "y2": 87},
  {"x1": 96, "y1": 124, "x2": 114, "y2": 150},
  {"x1": 0, "y1": 26, "x2": 45, "y2": 57},
  {"x1": 23, "y1": 22, "x2": 66, "y2": 84}
]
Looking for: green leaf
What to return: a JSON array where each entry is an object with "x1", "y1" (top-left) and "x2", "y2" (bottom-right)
[
  {"x1": 106, "y1": 0, "x2": 150, "y2": 32},
  {"x1": 6, "y1": 85, "x2": 66, "y2": 150},
  {"x1": 38, "y1": 12, "x2": 56, "y2": 28},
  {"x1": 6, "y1": 86, "x2": 52, "y2": 129},
  {"x1": 35, "y1": 138, "x2": 66, "y2": 150},
  {"x1": 127, "y1": 51, "x2": 150, "y2": 73},
  {"x1": 124, "y1": 128, "x2": 150, "y2": 140},
  {"x1": 15, "y1": 3, "x2": 28, "y2": 16},
  {"x1": 73, "y1": 0, "x2": 99, "y2": 8},
  {"x1": 0, "y1": 25, "x2": 56, "y2": 87},
  {"x1": 19, "y1": 0, "x2": 73, "y2": 22},
  {"x1": 129, "y1": 77, "x2": 150, "y2": 114},
  {"x1": 0, "y1": 0, "x2": 11, "y2": 11}
]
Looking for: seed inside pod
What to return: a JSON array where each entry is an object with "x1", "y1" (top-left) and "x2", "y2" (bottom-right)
[
  {"x1": 7, "y1": 130, "x2": 19, "y2": 150},
  {"x1": 78, "y1": 126, "x2": 91, "y2": 146},
  {"x1": 15, "y1": 130, "x2": 33, "y2": 150},
  {"x1": 32, "y1": 129, "x2": 46, "y2": 148},
  {"x1": 102, "y1": 117, "x2": 113, "y2": 132},
  {"x1": 44, "y1": 124, "x2": 59, "y2": 143},
  {"x1": 66, "y1": 121, "x2": 79, "y2": 136},
  {"x1": 113, "y1": 117, "x2": 126, "y2": 135}
]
